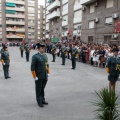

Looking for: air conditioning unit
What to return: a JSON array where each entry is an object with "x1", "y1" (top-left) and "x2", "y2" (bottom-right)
[
  {"x1": 112, "y1": 34, "x2": 118, "y2": 39},
  {"x1": 95, "y1": 2, "x2": 98, "y2": 7},
  {"x1": 95, "y1": 18, "x2": 99, "y2": 23},
  {"x1": 82, "y1": 6, "x2": 85, "y2": 11},
  {"x1": 112, "y1": 13, "x2": 118, "y2": 19}
]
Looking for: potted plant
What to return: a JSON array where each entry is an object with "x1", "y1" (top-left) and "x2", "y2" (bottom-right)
[{"x1": 92, "y1": 87, "x2": 120, "y2": 120}]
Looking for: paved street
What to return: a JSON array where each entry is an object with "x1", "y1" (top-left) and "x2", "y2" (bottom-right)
[{"x1": 0, "y1": 47, "x2": 120, "y2": 120}]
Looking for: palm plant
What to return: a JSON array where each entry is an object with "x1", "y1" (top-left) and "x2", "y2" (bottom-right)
[{"x1": 92, "y1": 87, "x2": 120, "y2": 120}]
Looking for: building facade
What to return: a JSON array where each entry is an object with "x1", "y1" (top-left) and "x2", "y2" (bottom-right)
[
  {"x1": 81, "y1": 0, "x2": 120, "y2": 44},
  {"x1": 45, "y1": 0, "x2": 82, "y2": 42},
  {"x1": 0, "y1": 0, "x2": 44, "y2": 43}
]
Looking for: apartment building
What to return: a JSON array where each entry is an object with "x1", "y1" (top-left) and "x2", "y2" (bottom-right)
[
  {"x1": 81, "y1": 0, "x2": 120, "y2": 44},
  {"x1": 45, "y1": 0, "x2": 83, "y2": 42},
  {"x1": 38, "y1": 5, "x2": 46, "y2": 41},
  {"x1": 1, "y1": 0, "x2": 40, "y2": 43}
]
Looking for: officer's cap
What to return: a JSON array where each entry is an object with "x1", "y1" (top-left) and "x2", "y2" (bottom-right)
[
  {"x1": 113, "y1": 48, "x2": 119, "y2": 52},
  {"x1": 36, "y1": 43, "x2": 45, "y2": 49},
  {"x1": 3, "y1": 46, "x2": 7, "y2": 49}
]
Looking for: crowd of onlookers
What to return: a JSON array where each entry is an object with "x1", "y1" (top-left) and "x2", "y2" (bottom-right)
[{"x1": 45, "y1": 39, "x2": 120, "y2": 69}]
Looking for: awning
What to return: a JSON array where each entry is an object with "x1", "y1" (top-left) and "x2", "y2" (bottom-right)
[{"x1": 6, "y1": 2, "x2": 16, "y2": 7}]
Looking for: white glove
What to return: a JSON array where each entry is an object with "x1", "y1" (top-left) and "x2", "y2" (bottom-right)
[
  {"x1": 3, "y1": 63, "x2": 5, "y2": 65},
  {"x1": 47, "y1": 74, "x2": 50, "y2": 77},
  {"x1": 34, "y1": 77, "x2": 38, "y2": 81}
]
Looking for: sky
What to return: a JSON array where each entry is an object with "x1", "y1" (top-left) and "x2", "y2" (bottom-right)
[{"x1": 38, "y1": 0, "x2": 45, "y2": 6}]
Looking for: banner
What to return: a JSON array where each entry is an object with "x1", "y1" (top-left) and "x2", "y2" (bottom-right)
[{"x1": 115, "y1": 21, "x2": 120, "y2": 33}]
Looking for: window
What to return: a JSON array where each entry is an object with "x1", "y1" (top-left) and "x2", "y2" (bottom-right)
[
  {"x1": 105, "y1": 17, "x2": 113, "y2": 25},
  {"x1": 106, "y1": 0, "x2": 114, "y2": 8},
  {"x1": 90, "y1": 5, "x2": 95, "y2": 13},
  {"x1": 62, "y1": 15, "x2": 68, "y2": 21},
  {"x1": 74, "y1": 0, "x2": 80, "y2": 4},
  {"x1": 74, "y1": 10, "x2": 82, "y2": 18},
  {"x1": 63, "y1": 4, "x2": 68, "y2": 11},
  {"x1": 89, "y1": 21, "x2": 94, "y2": 29}
]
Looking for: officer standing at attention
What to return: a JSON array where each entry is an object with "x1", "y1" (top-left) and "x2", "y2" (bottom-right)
[
  {"x1": 20, "y1": 43, "x2": 24, "y2": 58},
  {"x1": 71, "y1": 43, "x2": 78, "y2": 70},
  {"x1": 31, "y1": 43, "x2": 50, "y2": 107},
  {"x1": 106, "y1": 47, "x2": 120, "y2": 92},
  {"x1": 1, "y1": 46, "x2": 11, "y2": 79},
  {"x1": 61, "y1": 42, "x2": 67, "y2": 65},
  {"x1": 51, "y1": 43, "x2": 56, "y2": 62},
  {"x1": 25, "y1": 44, "x2": 31, "y2": 62}
]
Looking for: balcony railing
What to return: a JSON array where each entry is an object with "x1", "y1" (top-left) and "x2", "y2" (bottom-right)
[
  {"x1": 47, "y1": 0, "x2": 60, "y2": 12},
  {"x1": 28, "y1": 29, "x2": 34, "y2": 32},
  {"x1": 74, "y1": 3, "x2": 82, "y2": 11},
  {"x1": 47, "y1": 11, "x2": 60, "y2": 20},
  {"x1": 6, "y1": 28, "x2": 25, "y2": 32},
  {"x1": 28, "y1": 3, "x2": 34, "y2": 7},
  {"x1": 0, "y1": 28, "x2": 2, "y2": 31},
  {"x1": 6, "y1": 0, "x2": 25, "y2": 5},
  {"x1": 73, "y1": 17, "x2": 82, "y2": 24},
  {"x1": 28, "y1": 17, "x2": 34, "y2": 20},
  {"x1": 7, "y1": 34, "x2": 24, "y2": 38},
  {"x1": 46, "y1": 34, "x2": 49, "y2": 38},
  {"x1": 28, "y1": 36, "x2": 34, "y2": 39},
  {"x1": 62, "y1": 9, "x2": 68, "y2": 16},
  {"x1": 6, "y1": 14, "x2": 25, "y2": 18},
  {"x1": 81, "y1": 0, "x2": 97, "y2": 5},
  {"x1": 6, "y1": 21, "x2": 25, "y2": 25},
  {"x1": 73, "y1": 30, "x2": 81, "y2": 36},
  {"x1": 62, "y1": 21, "x2": 68, "y2": 26},
  {"x1": 6, "y1": 7, "x2": 25, "y2": 12}
]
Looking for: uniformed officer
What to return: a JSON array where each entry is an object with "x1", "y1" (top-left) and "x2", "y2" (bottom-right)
[
  {"x1": 31, "y1": 43, "x2": 50, "y2": 107},
  {"x1": 61, "y1": 43, "x2": 67, "y2": 65},
  {"x1": 51, "y1": 43, "x2": 56, "y2": 62},
  {"x1": 106, "y1": 48, "x2": 120, "y2": 92},
  {"x1": 1, "y1": 46, "x2": 11, "y2": 79},
  {"x1": 20, "y1": 43, "x2": 24, "y2": 58},
  {"x1": 71, "y1": 43, "x2": 78, "y2": 70},
  {"x1": 25, "y1": 44, "x2": 31, "y2": 62}
]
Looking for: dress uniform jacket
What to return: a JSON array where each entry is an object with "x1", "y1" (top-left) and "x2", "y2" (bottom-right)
[{"x1": 106, "y1": 56, "x2": 120, "y2": 82}]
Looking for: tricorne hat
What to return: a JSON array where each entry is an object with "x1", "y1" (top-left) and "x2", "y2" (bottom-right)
[
  {"x1": 113, "y1": 48, "x2": 119, "y2": 52},
  {"x1": 36, "y1": 43, "x2": 45, "y2": 48}
]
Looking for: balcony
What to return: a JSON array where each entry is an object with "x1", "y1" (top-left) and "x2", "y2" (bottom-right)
[
  {"x1": 28, "y1": 3, "x2": 34, "y2": 7},
  {"x1": 28, "y1": 17, "x2": 34, "y2": 20},
  {"x1": 43, "y1": 31, "x2": 45, "y2": 34},
  {"x1": 28, "y1": 10, "x2": 35, "y2": 13},
  {"x1": 81, "y1": 0, "x2": 97, "y2": 5},
  {"x1": 28, "y1": 36, "x2": 34, "y2": 39},
  {"x1": 6, "y1": 14, "x2": 25, "y2": 18},
  {"x1": 46, "y1": 34, "x2": 49, "y2": 38},
  {"x1": 62, "y1": 31, "x2": 68, "y2": 37},
  {"x1": 6, "y1": 21, "x2": 25, "y2": 25},
  {"x1": 0, "y1": 35, "x2": 2, "y2": 38},
  {"x1": 62, "y1": 9, "x2": 68, "y2": 16},
  {"x1": 47, "y1": 0, "x2": 60, "y2": 12},
  {"x1": 74, "y1": 17, "x2": 82, "y2": 24},
  {"x1": 74, "y1": 3, "x2": 82, "y2": 11},
  {"x1": 46, "y1": 26, "x2": 49, "y2": 30},
  {"x1": 6, "y1": 28, "x2": 25, "y2": 32},
  {"x1": 62, "y1": 21, "x2": 68, "y2": 26},
  {"x1": 28, "y1": 23, "x2": 35, "y2": 27},
  {"x1": 73, "y1": 30, "x2": 81, "y2": 36},
  {"x1": 6, "y1": 0, "x2": 25, "y2": 5},
  {"x1": 6, "y1": 7, "x2": 25, "y2": 12},
  {"x1": 43, "y1": 26, "x2": 45, "y2": 29},
  {"x1": 28, "y1": 29, "x2": 34, "y2": 32},
  {"x1": 0, "y1": 28, "x2": 2, "y2": 31},
  {"x1": 62, "y1": 0, "x2": 68, "y2": 5},
  {"x1": 47, "y1": 11, "x2": 60, "y2": 20},
  {"x1": 7, "y1": 34, "x2": 24, "y2": 38}
]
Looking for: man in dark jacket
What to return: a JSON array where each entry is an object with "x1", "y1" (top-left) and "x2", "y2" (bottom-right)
[
  {"x1": 31, "y1": 43, "x2": 50, "y2": 107},
  {"x1": 1, "y1": 46, "x2": 11, "y2": 79}
]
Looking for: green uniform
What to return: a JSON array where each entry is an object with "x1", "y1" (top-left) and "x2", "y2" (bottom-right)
[
  {"x1": 51, "y1": 45, "x2": 56, "y2": 62},
  {"x1": 20, "y1": 44, "x2": 24, "y2": 57},
  {"x1": 71, "y1": 48, "x2": 78, "y2": 69},
  {"x1": 1, "y1": 50, "x2": 10, "y2": 79},
  {"x1": 25, "y1": 45, "x2": 30, "y2": 61},
  {"x1": 31, "y1": 52, "x2": 49, "y2": 105},
  {"x1": 61, "y1": 46, "x2": 67, "y2": 65},
  {"x1": 107, "y1": 56, "x2": 120, "y2": 82}
]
